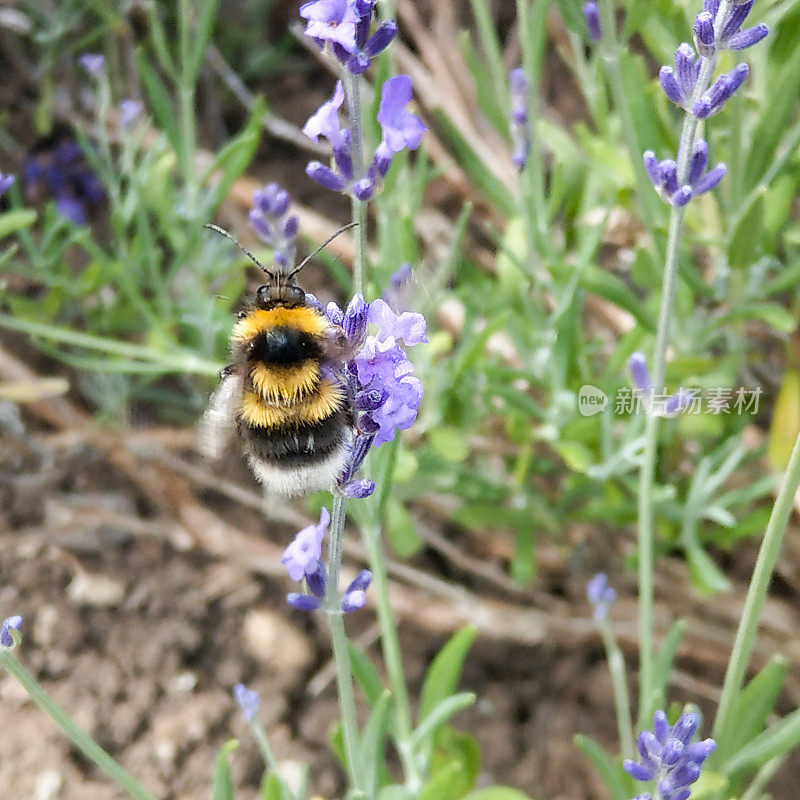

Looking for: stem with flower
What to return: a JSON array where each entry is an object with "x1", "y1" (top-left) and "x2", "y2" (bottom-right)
[{"x1": 635, "y1": 0, "x2": 768, "y2": 726}]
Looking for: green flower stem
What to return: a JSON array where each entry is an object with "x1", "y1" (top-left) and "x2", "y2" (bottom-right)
[
  {"x1": 251, "y1": 719, "x2": 296, "y2": 800},
  {"x1": 599, "y1": 622, "x2": 635, "y2": 759},
  {"x1": 343, "y1": 71, "x2": 367, "y2": 295},
  {"x1": 713, "y1": 427, "x2": 800, "y2": 740},
  {"x1": 325, "y1": 492, "x2": 367, "y2": 798},
  {"x1": 177, "y1": 0, "x2": 198, "y2": 212},
  {"x1": 361, "y1": 519, "x2": 422, "y2": 792},
  {"x1": 635, "y1": 0, "x2": 731, "y2": 727},
  {"x1": 0, "y1": 651, "x2": 159, "y2": 800}
]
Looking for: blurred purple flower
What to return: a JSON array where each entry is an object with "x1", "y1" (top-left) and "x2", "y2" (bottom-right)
[
  {"x1": 509, "y1": 68, "x2": 531, "y2": 170},
  {"x1": 79, "y1": 53, "x2": 105, "y2": 76},
  {"x1": 287, "y1": 593, "x2": 322, "y2": 611},
  {"x1": 0, "y1": 615, "x2": 22, "y2": 648},
  {"x1": 302, "y1": 81, "x2": 347, "y2": 151},
  {"x1": 341, "y1": 478, "x2": 375, "y2": 498},
  {"x1": 25, "y1": 138, "x2": 105, "y2": 225},
  {"x1": 249, "y1": 182, "x2": 299, "y2": 269},
  {"x1": 629, "y1": 352, "x2": 651, "y2": 394},
  {"x1": 583, "y1": 2, "x2": 602, "y2": 41},
  {"x1": 233, "y1": 683, "x2": 261, "y2": 721},
  {"x1": 0, "y1": 173, "x2": 15, "y2": 198},
  {"x1": 300, "y1": 0, "x2": 359, "y2": 51},
  {"x1": 624, "y1": 710, "x2": 715, "y2": 799},
  {"x1": 692, "y1": 63, "x2": 749, "y2": 118},
  {"x1": 704, "y1": 0, "x2": 769, "y2": 50},
  {"x1": 119, "y1": 100, "x2": 144, "y2": 128},
  {"x1": 659, "y1": 44, "x2": 701, "y2": 110},
  {"x1": 586, "y1": 574, "x2": 616, "y2": 621},
  {"x1": 377, "y1": 75, "x2": 427, "y2": 154},
  {"x1": 281, "y1": 507, "x2": 330, "y2": 582}
]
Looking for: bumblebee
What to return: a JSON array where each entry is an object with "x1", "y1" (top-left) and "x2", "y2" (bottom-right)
[{"x1": 199, "y1": 225, "x2": 355, "y2": 495}]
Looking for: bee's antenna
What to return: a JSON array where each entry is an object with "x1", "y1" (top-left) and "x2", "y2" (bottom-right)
[
  {"x1": 286, "y1": 222, "x2": 359, "y2": 279},
  {"x1": 204, "y1": 224, "x2": 276, "y2": 278}
]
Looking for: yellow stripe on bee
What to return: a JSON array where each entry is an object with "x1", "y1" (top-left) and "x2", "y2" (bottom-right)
[
  {"x1": 232, "y1": 305, "x2": 329, "y2": 343},
  {"x1": 250, "y1": 360, "x2": 320, "y2": 404},
  {"x1": 239, "y1": 379, "x2": 346, "y2": 429}
]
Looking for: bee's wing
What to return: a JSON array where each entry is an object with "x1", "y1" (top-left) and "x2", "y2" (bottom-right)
[{"x1": 198, "y1": 367, "x2": 244, "y2": 460}]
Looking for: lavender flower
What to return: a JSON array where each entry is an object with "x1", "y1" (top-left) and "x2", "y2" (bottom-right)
[
  {"x1": 583, "y1": 2, "x2": 602, "y2": 41},
  {"x1": 287, "y1": 592, "x2": 323, "y2": 611},
  {"x1": 281, "y1": 507, "x2": 330, "y2": 582},
  {"x1": 0, "y1": 173, "x2": 15, "y2": 198},
  {"x1": 624, "y1": 710, "x2": 716, "y2": 800},
  {"x1": 249, "y1": 182, "x2": 299, "y2": 268},
  {"x1": 301, "y1": 0, "x2": 397, "y2": 75},
  {"x1": 377, "y1": 76, "x2": 428, "y2": 154},
  {"x1": 586, "y1": 574, "x2": 616, "y2": 621},
  {"x1": 703, "y1": 0, "x2": 769, "y2": 50},
  {"x1": 643, "y1": 139, "x2": 726, "y2": 207},
  {"x1": 692, "y1": 64, "x2": 750, "y2": 118},
  {"x1": 341, "y1": 478, "x2": 376, "y2": 498},
  {"x1": 299, "y1": 0, "x2": 359, "y2": 51},
  {"x1": 79, "y1": 53, "x2": 105, "y2": 76},
  {"x1": 509, "y1": 68, "x2": 531, "y2": 170},
  {"x1": 304, "y1": 76, "x2": 426, "y2": 200},
  {"x1": 659, "y1": 44, "x2": 701, "y2": 110},
  {"x1": 233, "y1": 683, "x2": 261, "y2": 721},
  {"x1": 341, "y1": 570, "x2": 372, "y2": 612},
  {"x1": 629, "y1": 352, "x2": 652, "y2": 394},
  {"x1": 25, "y1": 138, "x2": 105, "y2": 225},
  {"x1": 0, "y1": 615, "x2": 22, "y2": 648},
  {"x1": 119, "y1": 100, "x2": 144, "y2": 128}
]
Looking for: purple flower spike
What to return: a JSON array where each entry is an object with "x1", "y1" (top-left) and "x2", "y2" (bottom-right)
[
  {"x1": 281, "y1": 507, "x2": 330, "y2": 582},
  {"x1": 688, "y1": 139, "x2": 709, "y2": 184},
  {"x1": 364, "y1": 20, "x2": 398, "y2": 57},
  {"x1": 377, "y1": 75, "x2": 428, "y2": 154},
  {"x1": 693, "y1": 11, "x2": 716, "y2": 57},
  {"x1": 583, "y1": 2, "x2": 602, "y2": 41},
  {"x1": 249, "y1": 182, "x2": 298, "y2": 268},
  {"x1": 233, "y1": 683, "x2": 261, "y2": 721},
  {"x1": 586, "y1": 573, "x2": 616, "y2": 621},
  {"x1": 305, "y1": 561, "x2": 328, "y2": 598},
  {"x1": 629, "y1": 352, "x2": 652, "y2": 393},
  {"x1": 0, "y1": 173, "x2": 15, "y2": 198},
  {"x1": 352, "y1": 177, "x2": 375, "y2": 200},
  {"x1": 307, "y1": 162, "x2": 347, "y2": 192},
  {"x1": 300, "y1": 0, "x2": 359, "y2": 52},
  {"x1": 343, "y1": 294, "x2": 369, "y2": 345},
  {"x1": 509, "y1": 67, "x2": 531, "y2": 169},
  {"x1": 303, "y1": 81, "x2": 347, "y2": 150},
  {"x1": 625, "y1": 710, "x2": 715, "y2": 799},
  {"x1": 660, "y1": 67, "x2": 684, "y2": 105},
  {"x1": 694, "y1": 163, "x2": 726, "y2": 196},
  {"x1": 341, "y1": 478, "x2": 375, "y2": 498},
  {"x1": 79, "y1": 53, "x2": 105, "y2": 76},
  {"x1": 0, "y1": 615, "x2": 22, "y2": 648},
  {"x1": 287, "y1": 593, "x2": 322, "y2": 612},
  {"x1": 341, "y1": 569, "x2": 372, "y2": 612},
  {"x1": 693, "y1": 63, "x2": 749, "y2": 118},
  {"x1": 727, "y1": 22, "x2": 768, "y2": 50}
]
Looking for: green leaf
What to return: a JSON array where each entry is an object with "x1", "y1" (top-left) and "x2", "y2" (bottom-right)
[
  {"x1": 188, "y1": 0, "x2": 222, "y2": 81},
  {"x1": 573, "y1": 734, "x2": 630, "y2": 800},
  {"x1": 348, "y1": 641, "x2": 385, "y2": 705},
  {"x1": 212, "y1": 740, "x2": 238, "y2": 800},
  {"x1": 651, "y1": 620, "x2": 686, "y2": 711},
  {"x1": 715, "y1": 656, "x2": 788, "y2": 765},
  {"x1": 419, "y1": 627, "x2": 478, "y2": 723},
  {"x1": 385, "y1": 496, "x2": 424, "y2": 558},
  {"x1": 708, "y1": 304, "x2": 795, "y2": 335},
  {"x1": 575, "y1": 265, "x2": 656, "y2": 331},
  {"x1": 685, "y1": 544, "x2": 732, "y2": 596},
  {"x1": 768, "y1": 370, "x2": 800, "y2": 471},
  {"x1": 0, "y1": 209, "x2": 37, "y2": 239},
  {"x1": 135, "y1": 49, "x2": 180, "y2": 155},
  {"x1": 458, "y1": 30, "x2": 507, "y2": 135},
  {"x1": 462, "y1": 789, "x2": 538, "y2": 800},
  {"x1": 722, "y1": 706, "x2": 800, "y2": 778},
  {"x1": 362, "y1": 690, "x2": 394, "y2": 797},
  {"x1": 204, "y1": 97, "x2": 265, "y2": 209},
  {"x1": 259, "y1": 772, "x2": 283, "y2": 800},
  {"x1": 728, "y1": 192, "x2": 764, "y2": 271},
  {"x1": 413, "y1": 692, "x2": 476, "y2": 748},
  {"x1": 419, "y1": 761, "x2": 465, "y2": 800}
]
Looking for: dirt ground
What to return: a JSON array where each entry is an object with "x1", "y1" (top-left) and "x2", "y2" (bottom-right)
[{"x1": 2, "y1": 368, "x2": 800, "y2": 800}]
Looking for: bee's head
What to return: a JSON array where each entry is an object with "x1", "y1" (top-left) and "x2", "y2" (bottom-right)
[{"x1": 256, "y1": 280, "x2": 306, "y2": 308}]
